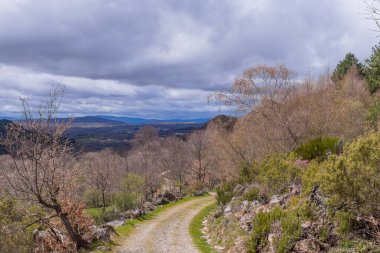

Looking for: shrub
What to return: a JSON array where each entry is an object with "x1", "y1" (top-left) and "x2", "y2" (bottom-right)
[
  {"x1": 257, "y1": 153, "x2": 301, "y2": 195},
  {"x1": 216, "y1": 181, "x2": 236, "y2": 207},
  {"x1": 336, "y1": 211, "x2": 357, "y2": 234},
  {"x1": 366, "y1": 97, "x2": 380, "y2": 128},
  {"x1": 238, "y1": 161, "x2": 259, "y2": 183},
  {"x1": 114, "y1": 192, "x2": 139, "y2": 211},
  {"x1": 295, "y1": 136, "x2": 341, "y2": 161},
  {"x1": 276, "y1": 211, "x2": 302, "y2": 253},
  {"x1": 83, "y1": 189, "x2": 101, "y2": 208},
  {"x1": 248, "y1": 207, "x2": 282, "y2": 253},
  {"x1": 86, "y1": 206, "x2": 120, "y2": 225},
  {"x1": 320, "y1": 131, "x2": 380, "y2": 218},
  {"x1": 0, "y1": 197, "x2": 40, "y2": 253},
  {"x1": 243, "y1": 187, "x2": 260, "y2": 201}
]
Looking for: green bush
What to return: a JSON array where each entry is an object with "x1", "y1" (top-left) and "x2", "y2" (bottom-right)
[
  {"x1": 238, "y1": 161, "x2": 259, "y2": 184},
  {"x1": 366, "y1": 97, "x2": 380, "y2": 128},
  {"x1": 336, "y1": 211, "x2": 357, "y2": 234},
  {"x1": 295, "y1": 136, "x2": 341, "y2": 161},
  {"x1": 248, "y1": 197, "x2": 316, "y2": 253},
  {"x1": 243, "y1": 187, "x2": 260, "y2": 201},
  {"x1": 248, "y1": 207, "x2": 282, "y2": 253},
  {"x1": 86, "y1": 206, "x2": 120, "y2": 225},
  {"x1": 216, "y1": 181, "x2": 236, "y2": 207},
  {"x1": 257, "y1": 153, "x2": 301, "y2": 195},
  {"x1": 114, "y1": 192, "x2": 139, "y2": 211},
  {"x1": 83, "y1": 189, "x2": 101, "y2": 208},
  {"x1": 0, "y1": 197, "x2": 41, "y2": 253},
  {"x1": 320, "y1": 131, "x2": 380, "y2": 217}
]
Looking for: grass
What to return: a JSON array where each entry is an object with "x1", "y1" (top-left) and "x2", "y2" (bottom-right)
[
  {"x1": 85, "y1": 206, "x2": 115, "y2": 217},
  {"x1": 189, "y1": 202, "x2": 218, "y2": 253}
]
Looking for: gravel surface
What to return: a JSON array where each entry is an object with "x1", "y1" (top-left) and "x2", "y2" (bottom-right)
[{"x1": 115, "y1": 195, "x2": 215, "y2": 253}]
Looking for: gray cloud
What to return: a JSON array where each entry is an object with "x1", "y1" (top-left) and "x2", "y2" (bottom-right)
[{"x1": 0, "y1": 0, "x2": 378, "y2": 118}]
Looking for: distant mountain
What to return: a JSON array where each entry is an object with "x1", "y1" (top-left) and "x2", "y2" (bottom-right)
[
  {"x1": 95, "y1": 115, "x2": 210, "y2": 124},
  {"x1": 0, "y1": 116, "x2": 19, "y2": 121},
  {"x1": 62, "y1": 116, "x2": 125, "y2": 125}
]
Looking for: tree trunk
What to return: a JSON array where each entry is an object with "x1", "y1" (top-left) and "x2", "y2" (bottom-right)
[
  {"x1": 59, "y1": 212, "x2": 88, "y2": 249},
  {"x1": 102, "y1": 190, "x2": 106, "y2": 212}
]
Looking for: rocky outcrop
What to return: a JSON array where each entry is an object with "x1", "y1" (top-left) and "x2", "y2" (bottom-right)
[
  {"x1": 33, "y1": 224, "x2": 117, "y2": 253},
  {"x1": 155, "y1": 191, "x2": 177, "y2": 205},
  {"x1": 204, "y1": 183, "x2": 337, "y2": 253}
]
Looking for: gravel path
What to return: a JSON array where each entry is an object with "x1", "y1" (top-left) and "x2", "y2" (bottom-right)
[{"x1": 115, "y1": 195, "x2": 215, "y2": 253}]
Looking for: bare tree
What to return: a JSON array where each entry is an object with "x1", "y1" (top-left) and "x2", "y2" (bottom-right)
[
  {"x1": 212, "y1": 64, "x2": 296, "y2": 112},
  {"x1": 83, "y1": 149, "x2": 120, "y2": 212},
  {"x1": 367, "y1": 0, "x2": 380, "y2": 31},
  {"x1": 162, "y1": 136, "x2": 191, "y2": 193},
  {"x1": 188, "y1": 130, "x2": 211, "y2": 187},
  {"x1": 132, "y1": 126, "x2": 163, "y2": 201},
  {"x1": 1, "y1": 88, "x2": 89, "y2": 249}
]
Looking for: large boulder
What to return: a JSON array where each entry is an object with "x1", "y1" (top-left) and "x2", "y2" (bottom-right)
[
  {"x1": 120, "y1": 209, "x2": 145, "y2": 220},
  {"x1": 33, "y1": 228, "x2": 75, "y2": 253},
  {"x1": 155, "y1": 191, "x2": 176, "y2": 205},
  {"x1": 162, "y1": 191, "x2": 176, "y2": 202},
  {"x1": 293, "y1": 238, "x2": 323, "y2": 253},
  {"x1": 143, "y1": 201, "x2": 155, "y2": 212},
  {"x1": 90, "y1": 224, "x2": 118, "y2": 243},
  {"x1": 155, "y1": 197, "x2": 170, "y2": 205}
]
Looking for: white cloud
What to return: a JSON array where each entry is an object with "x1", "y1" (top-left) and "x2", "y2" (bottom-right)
[{"x1": 0, "y1": 0, "x2": 378, "y2": 118}]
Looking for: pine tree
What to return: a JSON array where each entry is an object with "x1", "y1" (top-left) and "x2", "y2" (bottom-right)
[
  {"x1": 365, "y1": 44, "x2": 380, "y2": 94},
  {"x1": 332, "y1": 53, "x2": 364, "y2": 83}
]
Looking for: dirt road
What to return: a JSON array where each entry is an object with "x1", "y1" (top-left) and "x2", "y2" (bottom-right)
[{"x1": 114, "y1": 195, "x2": 215, "y2": 253}]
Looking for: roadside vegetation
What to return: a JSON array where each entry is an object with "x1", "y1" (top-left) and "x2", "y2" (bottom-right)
[{"x1": 189, "y1": 202, "x2": 218, "y2": 253}]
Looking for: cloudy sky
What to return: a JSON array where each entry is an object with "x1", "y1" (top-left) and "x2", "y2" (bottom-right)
[{"x1": 0, "y1": 0, "x2": 378, "y2": 119}]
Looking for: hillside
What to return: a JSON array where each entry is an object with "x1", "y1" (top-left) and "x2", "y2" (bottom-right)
[{"x1": 96, "y1": 115, "x2": 210, "y2": 124}]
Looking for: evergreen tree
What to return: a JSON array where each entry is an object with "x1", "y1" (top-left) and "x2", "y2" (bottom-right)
[
  {"x1": 365, "y1": 44, "x2": 380, "y2": 94},
  {"x1": 332, "y1": 53, "x2": 364, "y2": 83}
]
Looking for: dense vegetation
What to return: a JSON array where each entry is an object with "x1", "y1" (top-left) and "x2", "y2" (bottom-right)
[{"x1": 205, "y1": 50, "x2": 380, "y2": 252}]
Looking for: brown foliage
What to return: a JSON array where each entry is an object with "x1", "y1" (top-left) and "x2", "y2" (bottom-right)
[
  {"x1": 1, "y1": 87, "x2": 92, "y2": 250},
  {"x1": 208, "y1": 65, "x2": 371, "y2": 179}
]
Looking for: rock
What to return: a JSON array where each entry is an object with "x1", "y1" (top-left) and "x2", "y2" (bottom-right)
[
  {"x1": 194, "y1": 190, "x2": 206, "y2": 196},
  {"x1": 267, "y1": 221, "x2": 282, "y2": 253},
  {"x1": 293, "y1": 238, "x2": 322, "y2": 253},
  {"x1": 92, "y1": 225, "x2": 116, "y2": 243},
  {"x1": 155, "y1": 191, "x2": 177, "y2": 205},
  {"x1": 241, "y1": 200, "x2": 249, "y2": 213},
  {"x1": 33, "y1": 228, "x2": 77, "y2": 252},
  {"x1": 214, "y1": 208, "x2": 223, "y2": 218},
  {"x1": 268, "y1": 195, "x2": 282, "y2": 207},
  {"x1": 106, "y1": 219, "x2": 124, "y2": 227},
  {"x1": 289, "y1": 184, "x2": 301, "y2": 196},
  {"x1": 250, "y1": 200, "x2": 261, "y2": 209},
  {"x1": 143, "y1": 201, "x2": 155, "y2": 212},
  {"x1": 240, "y1": 214, "x2": 253, "y2": 231},
  {"x1": 301, "y1": 221, "x2": 312, "y2": 230},
  {"x1": 162, "y1": 191, "x2": 176, "y2": 202},
  {"x1": 96, "y1": 245, "x2": 111, "y2": 252},
  {"x1": 224, "y1": 204, "x2": 232, "y2": 215},
  {"x1": 155, "y1": 197, "x2": 170, "y2": 205},
  {"x1": 233, "y1": 184, "x2": 246, "y2": 195},
  {"x1": 120, "y1": 209, "x2": 145, "y2": 219}
]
